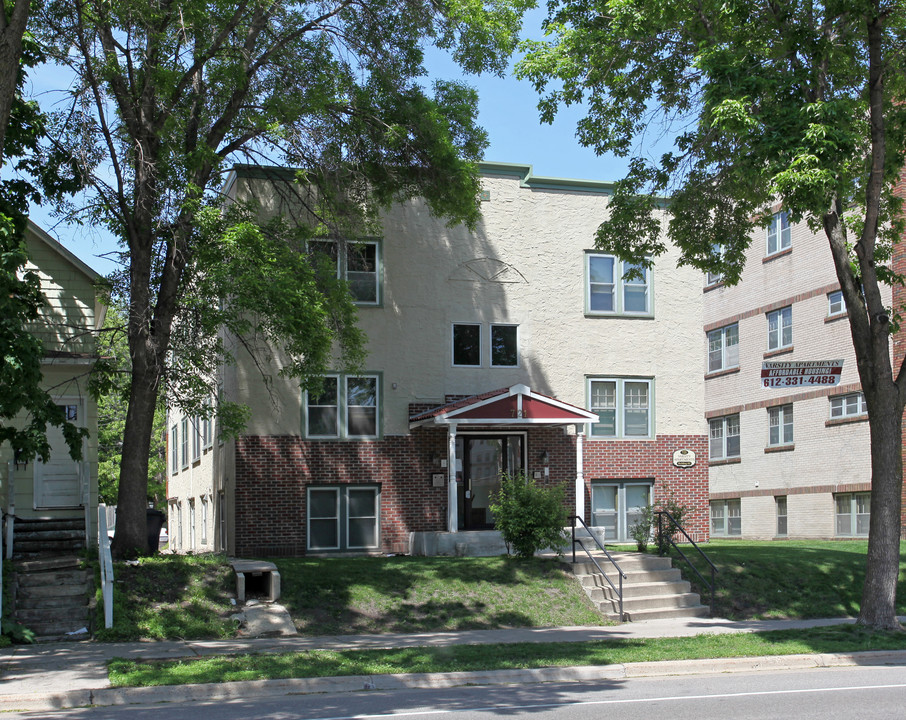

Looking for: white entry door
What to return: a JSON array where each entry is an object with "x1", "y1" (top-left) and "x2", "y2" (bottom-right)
[{"x1": 34, "y1": 401, "x2": 84, "y2": 509}]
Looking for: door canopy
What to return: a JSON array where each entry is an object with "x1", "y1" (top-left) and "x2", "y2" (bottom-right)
[{"x1": 409, "y1": 384, "x2": 598, "y2": 428}]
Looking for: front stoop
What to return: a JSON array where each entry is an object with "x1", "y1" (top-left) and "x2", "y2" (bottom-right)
[
  {"x1": 11, "y1": 556, "x2": 92, "y2": 639},
  {"x1": 569, "y1": 552, "x2": 710, "y2": 622}
]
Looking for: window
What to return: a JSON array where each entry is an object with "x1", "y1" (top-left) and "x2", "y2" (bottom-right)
[
  {"x1": 707, "y1": 324, "x2": 739, "y2": 373},
  {"x1": 490, "y1": 325, "x2": 518, "y2": 367},
  {"x1": 310, "y1": 239, "x2": 381, "y2": 305},
  {"x1": 711, "y1": 499, "x2": 741, "y2": 537},
  {"x1": 767, "y1": 306, "x2": 792, "y2": 351},
  {"x1": 191, "y1": 419, "x2": 201, "y2": 462},
  {"x1": 768, "y1": 404, "x2": 793, "y2": 447},
  {"x1": 201, "y1": 496, "x2": 208, "y2": 545},
  {"x1": 828, "y1": 290, "x2": 846, "y2": 317},
  {"x1": 189, "y1": 499, "x2": 196, "y2": 550},
  {"x1": 836, "y1": 492, "x2": 870, "y2": 537},
  {"x1": 586, "y1": 254, "x2": 651, "y2": 316},
  {"x1": 830, "y1": 392, "x2": 867, "y2": 419},
  {"x1": 709, "y1": 415, "x2": 740, "y2": 460},
  {"x1": 176, "y1": 502, "x2": 183, "y2": 549},
  {"x1": 218, "y1": 491, "x2": 227, "y2": 551},
  {"x1": 171, "y1": 424, "x2": 178, "y2": 474},
  {"x1": 307, "y1": 485, "x2": 380, "y2": 551},
  {"x1": 452, "y1": 324, "x2": 481, "y2": 366},
  {"x1": 180, "y1": 417, "x2": 189, "y2": 469},
  {"x1": 767, "y1": 210, "x2": 791, "y2": 255},
  {"x1": 588, "y1": 378, "x2": 652, "y2": 438},
  {"x1": 203, "y1": 397, "x2": 213, "y2": 450},
  {"x1": 304, "y1": 374, "x2": 380, "y2": 439},
  {"x1": 776, "y1": 496, "x2": 788, "y2": 536},
  {"x1": 707, "y1": 243, "x2": 724, "y2": 286}
]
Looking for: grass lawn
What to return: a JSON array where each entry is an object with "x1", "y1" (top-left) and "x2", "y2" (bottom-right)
[
  {"x1": 107, "y1": 623, "x2": 906, "y2": 687},
  {"x1": 678, "y1": 539, "x2": 906, "y2": 620},
  {"x1": 273, "y1": 555, "x2": 605, "y2": 635}
]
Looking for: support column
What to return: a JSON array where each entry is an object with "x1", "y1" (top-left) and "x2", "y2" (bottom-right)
[
  {"x1": 575, "y1": 425, "x2": 585, "y2": 521},
  {"x1": 447, "y1": 423, "x2": 458, "y2": 533}
]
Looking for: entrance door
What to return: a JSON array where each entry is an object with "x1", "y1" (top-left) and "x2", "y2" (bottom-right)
[
  {"x1": 590, "y1": 481, "x2": 652, "y2": 542},
  {"x1": 456, "y1": 435, "x2": 524, "y2": 529},
  {"x1": 34, "y1": 401, "x2": 84, "y2": 509}
]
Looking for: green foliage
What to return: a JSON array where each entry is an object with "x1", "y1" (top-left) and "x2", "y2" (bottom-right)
[
  {"x1": 490, "y1": 472, "x2": 569, "y2": 559},
  {"x1": 0, "y1": 618, "x2": 36, "y2": 644},
  {"x1": 654, "y1": 494, "x2": 690, "y2": 556},
  {"x1": 629, "y1": 504, "x2": 654, "y2": 552}
]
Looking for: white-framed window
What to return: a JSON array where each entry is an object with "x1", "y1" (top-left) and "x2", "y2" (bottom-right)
[
  {"x1": 452, "y1": 323, "x2": 481, "y2": 366},
  {"x1": 189, "y1": 499, "x2": 196, "y2": 550},
  {"x1": 310, "y1": 238, "x2": 381, "y2": 305},
  {"x1": 202, "y1": 397, "x2": 213, "y2": 450},
  {"x1": 201, "y1": 496, "x2": 208, "y2": 545},
  {"x1": 711, "y1": 499, "x2": 741, "y2": 537},
  {"x1": 707, "y1": 243, "x2": 724, "y2": 286},
  {"x1": 830, "y1": 392, "x2": 867, "y2": 419},
  {"x1": 191, "y1": 418, "x2": 201, "y2": 462},
  {"x1": 587, "y1": 377, "x2": 652, "y2": 438},
  {"x1": 776, "y1": 496, "x2": 788, "y2": 536},
  {"x1": 835, "y1": 492, "x2": 870, "y2": 537},
  {"x1": 767, "y1": 306, "x2": 792, "y2": 351},
  {"x1": 217, "y1": 382, "x2": 224, "y2": 446},
  {"x1": 490, "y1": 324, "x2": 518, "y2": 367},
  {"x1": 180, "y1": 417, "x2": 189, "y2": 469},
  {"x1": 218, "y1": 491, "x2": 227, "y2": 551},
  {"x1": 171, "y1": 424, "x2": 179, "y2": 474},
  {"x1": 176, "y1": 501, "x2": 183, "y2": 549},
  {"x1": 768, "y1": 404, "x2": 794, "y2": 447},
  {"x1": 586, "y1": 253, "x2": 652, "y2": 316},
  {"x1": 304, "y1": 374, "x2": 380, "y2": 439},
  {"x1": 828, "y1": 290, "x2": 846, "y2": 317},
  {"x1": 307, "y1": 485, "x2": 380, "y2": 551},
  {"x1": 767, "y1": 210, "x2": 791, "y2": 255},
  {"x1": 709, "y1": 414, "x2": 740, "y2": 460},
  {"x1": 707, "y1": 324, "x2": 739, "y2": 373}
]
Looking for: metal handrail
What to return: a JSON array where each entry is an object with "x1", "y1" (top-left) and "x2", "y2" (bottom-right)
[
  {"x1": 655, "y1": 510, "x2": 718, "y2": 615},
  {"x1": 571, "y1": 515, "x2": 628, "y2": 621}
]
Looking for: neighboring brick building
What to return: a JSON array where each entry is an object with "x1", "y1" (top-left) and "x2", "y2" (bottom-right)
[
  {"x1": 703, "y1": 208, "x2": 887, "y2": 539},
  {"x1": 167, "y1": 162, "x2": 710, "y2": 556}
]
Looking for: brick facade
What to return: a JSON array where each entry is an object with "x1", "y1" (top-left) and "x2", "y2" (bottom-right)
[{"x1": 233, "y1": 428, "x2": 709, "y2": 557}]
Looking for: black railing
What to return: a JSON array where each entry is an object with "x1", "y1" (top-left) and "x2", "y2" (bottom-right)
[
  {"x1": 571, "y1": 515, "x2": 628, "y2": 621},
  {"x1": 655, "y1": 510, "x2": 718, "y2": 616}
]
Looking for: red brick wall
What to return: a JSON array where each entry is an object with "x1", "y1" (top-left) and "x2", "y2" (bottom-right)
[
  {"x1": 233, "y1": 429, "x2": 710, "y2": 556},
  {"x1": 583, "y1": 434, "x2": 711, "y2": 542}
]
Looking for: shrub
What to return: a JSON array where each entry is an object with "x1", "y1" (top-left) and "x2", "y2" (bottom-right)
[
  {"x1": 654, "y1": 494, "x2": 691, "y2": 555},
  {"x1": 490, "y1": 472, "x2": 569, "y2": 559},
  {"x1": 630, "y1": 504, "x2": 655, "y2": 552}
]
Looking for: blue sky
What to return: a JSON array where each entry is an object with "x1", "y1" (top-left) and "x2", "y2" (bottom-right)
[{"x1": 27, "y1": 10, "x2": 639, "y2": 276}]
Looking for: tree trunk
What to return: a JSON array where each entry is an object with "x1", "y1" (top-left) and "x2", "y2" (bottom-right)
[
  {"x1": 857, "y1": 385, "x2": 904, "y2": 630},
  {"x1": 111, "y1": 357, "x2": 160, "y2": 557}
]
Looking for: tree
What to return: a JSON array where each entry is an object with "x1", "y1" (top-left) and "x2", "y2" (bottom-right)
[
  {"x1": 37, "y1": 0, "x2": 530, "y2": 556},
  {"x1": 518, "y1": 0, "x2": 906, "y2": 629},
  {"x1": 0, "y1": 12, "x2": 85, "y2": 467},
  {"x1": 95, "y1": 306, "x2": 166, "y2": 509}
]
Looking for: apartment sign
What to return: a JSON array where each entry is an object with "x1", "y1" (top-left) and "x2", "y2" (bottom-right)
[{"x1": 761, "y1": 360, "x2": 843, "y2": 388}]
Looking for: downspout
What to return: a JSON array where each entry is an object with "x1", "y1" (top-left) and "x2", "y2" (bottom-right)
[
  {"x1": 447, "y1": 422, "x2": 458, "y2": 533},
  {"x1": 575, "y1": 425, "x2": 585, "y2": 520}
]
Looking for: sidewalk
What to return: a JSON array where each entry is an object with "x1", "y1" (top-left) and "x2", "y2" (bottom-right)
[{"x1": 1, "y1": 616, "x2": 904, "y2": 712}]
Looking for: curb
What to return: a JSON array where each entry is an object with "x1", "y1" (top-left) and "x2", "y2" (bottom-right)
[{"x1": 2, "y1": 650, "x2": 905, "y2": 712}]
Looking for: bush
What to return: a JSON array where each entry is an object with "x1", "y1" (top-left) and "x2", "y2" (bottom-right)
[
  {"x1": 490, "y1": 472, "x2": 569, "y2": 559},
  {"x1": 630, "y1": 504, "x2": 655, "y2": 552},
  {"x1": 654, "y1": 494, "x2": 691, "y2": 555}
]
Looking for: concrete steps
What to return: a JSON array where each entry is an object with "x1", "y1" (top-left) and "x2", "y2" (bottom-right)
[
  {"x1": 569, "y1": 551, "x2": 710, "y2": 622},
  {"x1": 9, "y1": 533, "x2": 93, "y2": 639}
]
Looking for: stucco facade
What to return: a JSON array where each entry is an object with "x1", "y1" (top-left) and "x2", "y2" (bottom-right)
[
  {"x1": 168, "y1": 162, "x2": 710, "y2": 557},
  {"x1": 703, "y1": 208, "x2": 886, "y2": 539}
]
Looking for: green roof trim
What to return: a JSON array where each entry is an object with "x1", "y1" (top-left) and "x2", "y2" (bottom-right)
[{"x1": 478, "y1": 162, "x2": 616, "y2": 195}]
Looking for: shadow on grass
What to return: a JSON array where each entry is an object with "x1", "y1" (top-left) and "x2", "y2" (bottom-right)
[
  {"x1": 674, "y1": 540, "x2": 906, "y2": 620},
  {"x1": 269, "y1": 555, "x2": 593, "y2": 635}
]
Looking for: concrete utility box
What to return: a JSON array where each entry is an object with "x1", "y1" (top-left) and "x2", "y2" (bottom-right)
[{"x1": 230, "y1": 560, "x2": 281, "y2": 602}]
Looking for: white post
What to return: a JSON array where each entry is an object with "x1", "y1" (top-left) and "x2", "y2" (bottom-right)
[
  {"x1": 447, "y1": 423, "x2": 458, "y2": 533},
  {"x1": 575, "y1": 425, "x2": 585, "y2": 521}
]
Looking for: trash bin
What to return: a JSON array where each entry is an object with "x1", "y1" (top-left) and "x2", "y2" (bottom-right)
[{"x1": 146, "y1": 508, "x2": 165, "y2": 554}]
